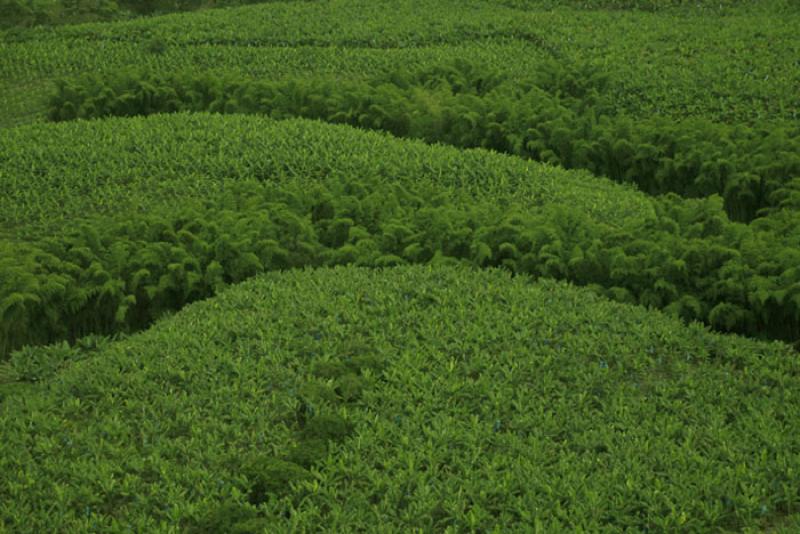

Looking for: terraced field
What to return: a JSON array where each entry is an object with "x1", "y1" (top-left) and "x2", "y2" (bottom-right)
[{"x1": 1, "y1": 0, "x2": 799, "y2": 532}]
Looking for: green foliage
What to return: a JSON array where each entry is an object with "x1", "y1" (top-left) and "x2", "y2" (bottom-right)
[
  {"x1": 241, "y1": 456, "x2": 311, "y2": 504},
  {"x1": 2, "y1": 113, "x2": 643, "y2": 233},
  {"x1": 2, "y1": 113, "x2": 800, "y2": 355},
  {"x1": 2, "y1": 1, "x2": 799, "y2": 531},
  {"x1": 497, "y1": 0, "x2": 799, "y2": 13},
  {"x1": 286, "y1": 437, "x2": 328, "y2": 469},
  {"x1": 2, "y1": 164, "x2": 800, "y2": 356},
  {"x1": 0, "y1": 0, "x2": 123, "y2": 30},
  {"x1": 116, "y1": 0, "x2": 293, "y2": 16},
  {"x1": 192, "y1": 501, "x2": 262, "y2": 534},
  {"x1": 1, "y1": 265, "x2": 798, "y2": 531},
  {"x1": 0, "y1": 0, "x2": 55, "y2": 29},
  {"x1": 9, "y1": 341, "x2": 82, "y2": 382},
  {"x1": 298, "y1": 413, "x2": 354, "y2": 443},
  {"x1": 45, "y1": 63, "x2": 800, "y2": 221},
  {"x1": 0, "y1": 0, "x2": 305, "y2": 30},
  {"x1": 3, "y1": 0, "x2": 797, "y2": 129}
]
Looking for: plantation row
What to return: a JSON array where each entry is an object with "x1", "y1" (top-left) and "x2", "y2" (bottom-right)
[
  {"x1": 3, "y1": 0, "x2": 797, "y2": 125},
  {"x1": 5, "y1": 0, "x2": 790, "y2": 33},
  {"x1": 0, "y1": 39, "x2": 544, "y2": 84},
  {"x1": 2, "y1": 265, "x2": 798, "y2": 531},
  {"x1": 0, "y1": 0, "x2": 298, "y2": 30},
  {"x1": 0, "y1": 173, "x2": 652, "y2": 358},
  {"x1": 47, "y1": 63, "x2": 800, "y2": 222},
  {"x1": 2, "y1": 114, "x2": 800, "y2": 357},
  {"x1": 498, "y1": 0, "x2": 799, "y2": 13},
  {"x1": 1, "y1": 112, "x2": 642, "y2": 232},
  {"x1": 2, "y1": 0, "x2": 563, "y2": 51},
  {"x1": 0, "y1": 41, "x2": 545, "y2": 130}
]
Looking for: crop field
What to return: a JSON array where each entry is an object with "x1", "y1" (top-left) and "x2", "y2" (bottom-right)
[{"x1": 1, "y1": 0, "x2": 800, "y2": 532}]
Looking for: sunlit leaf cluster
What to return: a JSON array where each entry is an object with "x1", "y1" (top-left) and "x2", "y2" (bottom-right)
[{"x1": 2, "y1": 266, "x2": 798, "y2": 531}]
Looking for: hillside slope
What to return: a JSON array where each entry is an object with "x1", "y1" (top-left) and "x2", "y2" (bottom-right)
[
  {"x1": 1, "y1": 265, "x2": 798, "y2": 532},
  {"x1": 2, "y1": 0, "x2": 798, "y2": 127}
]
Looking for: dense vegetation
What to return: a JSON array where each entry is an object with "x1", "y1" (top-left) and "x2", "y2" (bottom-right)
[
  {"x1": 0, "y1": 0, "x2": 291, "y2": 29},
  {"x1": 46, "y1": 62, "x2": 800, "y2": 221},
  {"x1": 2, "y1": 0, "x2": 798, "y2": 128},
  {"x1": 2, "y1": 265, "x2": 799, "y2": 532},
  {"x1": 11, "y1": 0, "x2": 759, "y2": 31},
  {"x1": 2, "y1": 0, "x2": 799, "y2": 531},
  {"x1": 496, "y1": 0, "x2": 799, "y2": 13},
  {"x1": 0, "y1": 112, "x2": 645, "y2": 231},
  {"x1": 0, "y1": 112, "x2": 648, "y2": 357},
  {"x1": 2, "y1": 113, "x2": 800, "y2": 359}
]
